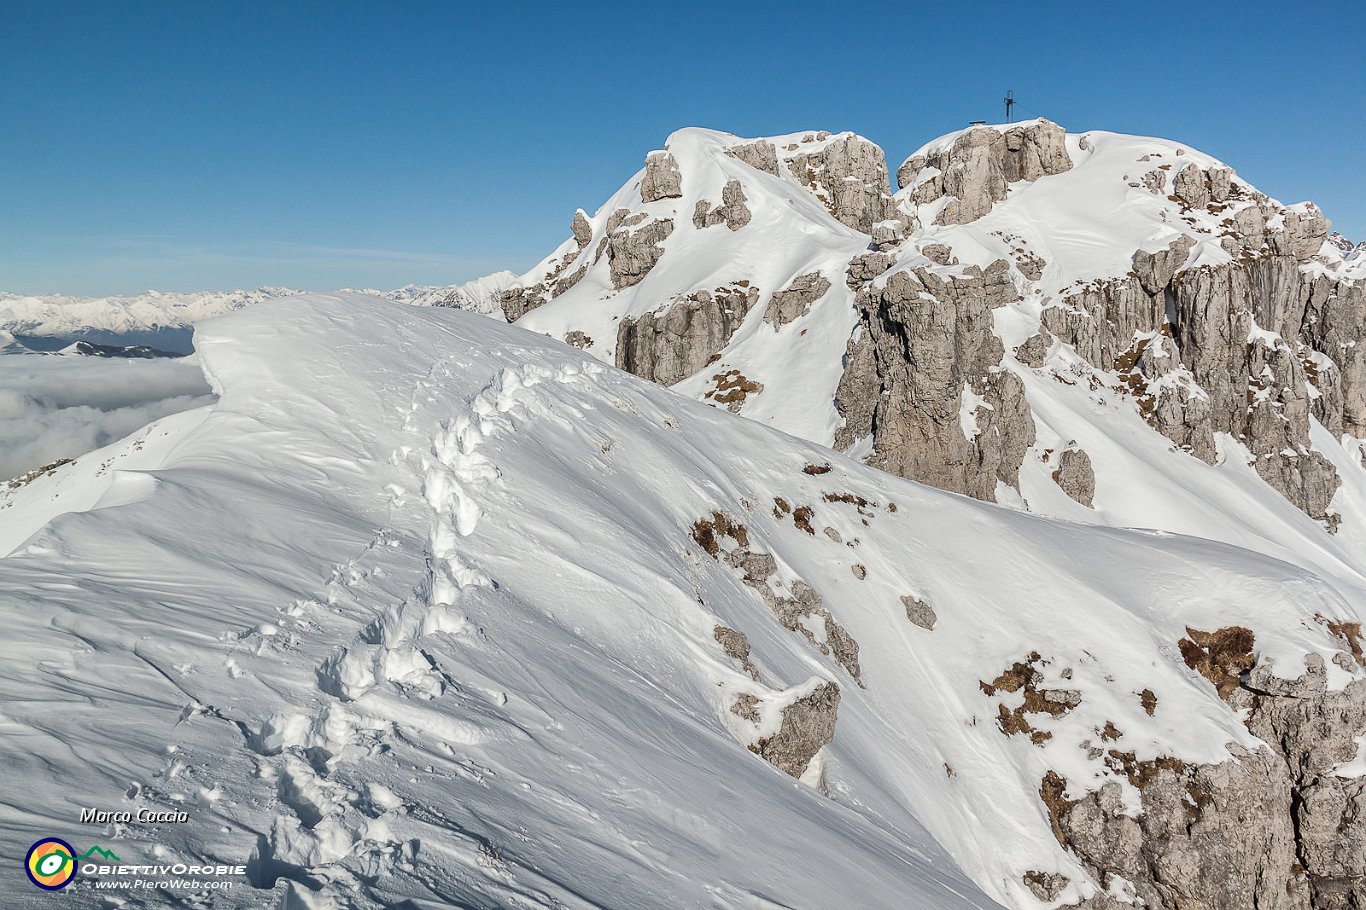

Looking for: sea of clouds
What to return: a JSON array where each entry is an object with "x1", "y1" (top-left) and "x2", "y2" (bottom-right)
[{"x1": 0, "y1": 354, "x2": 215, "y2": 481}]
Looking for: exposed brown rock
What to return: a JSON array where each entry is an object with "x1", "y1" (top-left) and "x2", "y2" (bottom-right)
[
  {"x1": 750, "y1": 682, "x2": 840, "y2": 778},
  {"x1": 640, "y1": 150, "x2": 683, "y2": 202},
  {"x1": 1179, "y1": 625, "x2": 1255, "y2": 698},
  {"x1": 714, "y1": 625, "x2": 760, "y2": 680},
  {"x1": 1023, "y1": 870, "x2": 1069, "y2": 903},
  {"x1": 902, "y1": 595, "x2": 936, "y2": 630},
  {"x1": 835, "y1": 261, "x2": 1034, "y2": 502},
  {"x1": 1052, "y1": 444, "x2": 1096, "y2": 507},
  {"x1": 616, "y1": 285, "x2": 759, "y2": 386},
  {"x1": 764, "y1": 273, "x2": 831, "y2": 329},
  {"x1": 897, "y1": 120, "x2": 1072, "y2": 225},
  {"x1": 704, "y1": 369, "x2": 763, "y2": 413}
]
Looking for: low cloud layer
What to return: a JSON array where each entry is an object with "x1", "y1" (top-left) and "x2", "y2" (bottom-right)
[{"x1": 0, "y1": 355, "x2": 215, "y2": 481}]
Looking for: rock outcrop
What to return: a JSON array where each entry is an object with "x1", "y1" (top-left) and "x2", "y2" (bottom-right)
[
  {"x1": 835, "y1": 261, "x2": 1035, "y2": 501},
  {"x1": 571, "y1": 209, "x2": 593, "y2": 248},
  {"x1": 902, "y1": 595, "x2": 937, "y2": 630},
  {"x1": 714, "y1": 625, "x2": 759, "y2": 680},
  {"x1": 1048, "y1": 745, "x2": 1304, "y2": 910},
  {"x1": 1047, "y1": 642, "x2": 1366, "y2": 910},
  {"x1": 764, "y1": 273, "x2": 831, "y2": 328},
  {"x1": 641, "y1": 150, "x2": 683, "y2": 202},
  {"x1": 780, "y1": 132, "x2": 898, "y2": 233},
  {"x1": 693, "y1": 510, "x2": 862, "y2": 683},
  {"x1": 1039, "y1": 192, "x2": 1349, "y2": 525},
  {"x1": 693, "y1": 179, "x2": 752, "y2": 231},
  {"x1": 1052, "y1": 445, "x2": 1095, "y2": 507},
  {"x1": 617, "y1": 284, "x2": 759, "y2": 386},
  {"x1": 728, "y1": 139, "x2": 780, "y2": 176},
  {"x1": 751, "y1": 681, "x2": 840, "y2": 778},
  {"x1": 897, "y1": 120, "x2": 1072, "y2": 225},
  {"x1": 501, "y1": 210, "x2": 601, "y2": 321},
  {"x1": 607, "y1": 214, "x2": 674, "y2": 289}
]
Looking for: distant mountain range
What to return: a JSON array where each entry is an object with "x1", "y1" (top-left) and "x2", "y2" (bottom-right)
[{"x1": 0, "y1": 271, "x2": 518, "y2": 353}]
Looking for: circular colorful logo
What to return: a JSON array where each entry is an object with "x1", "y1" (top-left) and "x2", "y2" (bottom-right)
[{"x1": 25, "y1": 839, "x2": 77, "y2": 891}]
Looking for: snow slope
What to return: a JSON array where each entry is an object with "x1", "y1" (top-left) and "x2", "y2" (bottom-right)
[{"x1": 2, "y1": 295, "x2": 1361, "y2": 908}]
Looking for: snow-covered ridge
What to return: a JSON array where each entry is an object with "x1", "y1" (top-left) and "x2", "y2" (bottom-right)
[
  {"x1": 502, "y1": 118, "x2": 1366, "y2": 589},
  {"x1": 0, "y1": 270, "x2": 518, "y2": 340},
  {"x1": 2, "y1": 296, "x2": 1362, "y2": 909}
]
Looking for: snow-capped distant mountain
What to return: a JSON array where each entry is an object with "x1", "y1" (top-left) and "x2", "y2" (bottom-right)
[
  {"x1": 0, "y1": 271, "x2": 518, "y2": 348},
  {"x1": 3, "y1": 296, "x2": 1362, "y2": 910},
  {"x1": 344, "y1": 271, "x2": 520, "y2": 316}
]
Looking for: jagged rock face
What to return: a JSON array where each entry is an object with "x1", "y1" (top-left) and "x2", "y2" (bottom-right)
[
  {"x1": 764, "y1": 273, "x2": 831, "y2": 328},
  {"x1": 1041, "y1": 214, "x2": 1350, "y2": 524},
  {"x1": 728, "y1": 139, "x2": 779, "y2": 176},
  {"x1": 780, "y1": 133, "x2": 898, "y2": 233},
  {"x1": 1043, "y1": 275, "x2": 1161, "y2": 368},
  {"x1": 835, "y1": 262, "x2": 1035, "y2": 501},
  {"x1": 846, "y1": 251, "x2": 896, "y2": 289},
  {"x1": 1304, "y1": 276, "x2": 1366, "y2": 437},
  {"x1": 1050, "y1": 745, "x2": 1306, "y2": 910},
  {"x1": 870, "y1": 219, "x2": 909, "y2": 251},
  {"x1": 693, "y1": 179, "x2": 752, "y2": 231},
  {"x1": 1133, "y1": 235, "x2": 1196, "y2": 295},
  {"x1": 501, "y1": 284, "x2": 546, "y2": 323},
  {"x1": 504, "y1": 122, "x2": 1361, "y2": 532},
  {"x1": 616, "y1": 285, "x2": 759, "y2": 386},
  {"x1": 501, "y1": 210, "x2": 602, "y2": 321},
  {"x1": 1047, "y1": 649, "x2": 1366, "y2": 910},
  {"x1": 640, "y1": 150, "x2": 683, "y2": 202},
  {"x1": 571, "y1": 210, "x2": 593, "y2": 248},
  {"x1": 608, "y1": 215, "x2": 674, "y2": 289},
  {"x1": 1245, "y1": 337, "x2": 1341, "y2": 525},
  {"x1": 752, "y1": 682, "x2": 840, "y2": 778},
  {"x1": 897, "y1": 120, "x2": 1072, "y2": 225},
  {"x1": 1014, "y1": 331, "x2": 1052, "y2": 368},
  {"x1": 1052, "y1": 445, "x2": 1095, "y2": 507},
  {"x1": 1233, "y1": 664, "x2": 1366, "y2": 910}
]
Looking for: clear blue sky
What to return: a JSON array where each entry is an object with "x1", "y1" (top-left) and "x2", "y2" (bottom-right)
[{"x1": 2, "y1": 0, "x2": 1361, "y2": 295}]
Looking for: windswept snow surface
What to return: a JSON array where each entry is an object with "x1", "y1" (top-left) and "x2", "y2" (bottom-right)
[{"x1": 2, "y1": 296, "x2": 1363, "y2": 908}]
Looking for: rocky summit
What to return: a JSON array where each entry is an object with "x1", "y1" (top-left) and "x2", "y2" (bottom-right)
[{"x1": 498, "y1": 118, "x2": 1366, "y2": 910}]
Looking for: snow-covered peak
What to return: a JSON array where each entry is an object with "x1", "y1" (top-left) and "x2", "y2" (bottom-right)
[{"x1": 501, "y1": 119, "x2": 1366, "y2": 589}]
